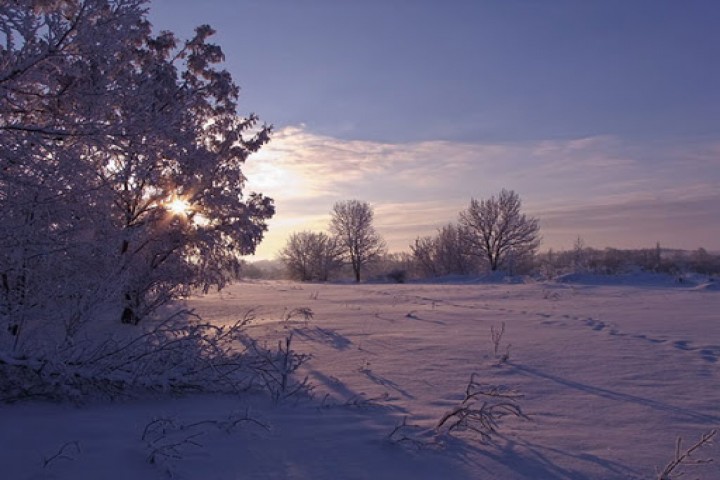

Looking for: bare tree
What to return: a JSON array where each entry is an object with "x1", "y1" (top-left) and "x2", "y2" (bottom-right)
[
  {"x1": 329, "y1": 200, "x2": 386, "y2": 283},
  {"x1": 411, "y1": 223, "x2": 478, "y2": 278},
  {"x1": 411, "y1": 235, "x2": 440, "y2": 278},
  {"x1": 459, "y1": 190, "x2": 540, "y2": 272},
  {"x1": 435, "y1": 223, "x2": 477, "y2": 275},
  {"x1": 571, "y1": 235, "x2": 589, "y2": 273},
  {"x1": 280, "y1": 231, "x2": 343, "y2": 281}
]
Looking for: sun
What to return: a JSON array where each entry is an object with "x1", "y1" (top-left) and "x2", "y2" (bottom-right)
[{"x1": 166, "y1": 196, "x2": 192, "y2": 217}]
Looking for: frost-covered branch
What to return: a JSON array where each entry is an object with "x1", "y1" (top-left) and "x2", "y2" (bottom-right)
[
  {"x1": 657, "y1": 429, "x2": 717, "y2": 480},
  {"x1": 0, "y1": 306, "x2": 316, "y2": 404},
  {"x1": 435, "y1": 373, "x2": 528, "y2": 442},
  {"x1": 1, "y1": 0, "x2": 275, "y2": 335},
  {"x1": 247, "y1": 332, "x2": 313, "y2": 403}
]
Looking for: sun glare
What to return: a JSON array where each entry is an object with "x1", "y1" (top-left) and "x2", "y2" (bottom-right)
[{"x1": 166, "y1": 196, "x2": 192, "y2": 217}]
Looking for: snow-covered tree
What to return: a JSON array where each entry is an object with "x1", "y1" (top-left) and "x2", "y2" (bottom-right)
[
  {"x1": 0, "y1": 0, "x2": 273, "y2": 340},
  {"x1": 459, "y1": 190, "x2": 540, "y2": 272},
  {"x1": 329, "y1": 200, "x2": 386, "y2": 283}
]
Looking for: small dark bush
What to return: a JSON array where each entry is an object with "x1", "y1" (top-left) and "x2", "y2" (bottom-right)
[{"x1": 387, "y1": 269, "x2": 407, "y2": 283}]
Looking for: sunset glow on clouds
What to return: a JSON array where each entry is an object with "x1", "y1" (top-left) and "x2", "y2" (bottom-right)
[
  {"x1": 245, "y1": 126, "x2": 720, "y2": 260},
  {"x1": 148, "y1": 1, "x2": 720, "y2": 261}
]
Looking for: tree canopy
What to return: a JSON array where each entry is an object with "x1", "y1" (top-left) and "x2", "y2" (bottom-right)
[
  {"x1": 329, "y1": 200, "x2": 386, "y2": 283},
  {"x1": 1, "y1": 0, "x2": 273, "y2": 337},
  {"x1": 280, "y1": 231, "x2": 343, "y2": 282},
  {"x1": 459, "y1": 189, "x2": 540, "y2": 272}
]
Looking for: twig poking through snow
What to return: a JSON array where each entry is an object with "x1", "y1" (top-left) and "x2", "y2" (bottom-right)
[
  {"x1": 657, "y1": 428, "x2": 717, "y2": 480},
  {"x1": 283, "y1": 307, "x2": 314, "y2": 328},
  {"x1": 344, "y1": 392, "x2": 390, "y2": 409},
  {"x1": 490, "y1": 322, "x2": 511, "y2": 364},
  {"x1": 41, "y1": 441, "x2": 81, "y2": 469},
  {"x1": 142, "y1": 410, "x2": 270, "y2": 474},
  {"x1": 247, "y1": 333, "x2": 313, "y2": 402},
  {"x1": 435, "y1": 373, "x2": 528, "y2": 442},
  {"x1": 388, "y1": 416, "x2": 434, "y2": 449}
]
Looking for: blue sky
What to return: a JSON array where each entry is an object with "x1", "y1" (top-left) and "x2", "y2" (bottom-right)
[{"x1": 149, "y1": 0, "x2": 720, "y2": 259}]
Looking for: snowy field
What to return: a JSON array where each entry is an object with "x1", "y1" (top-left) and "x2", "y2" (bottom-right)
[{"x1": 2, "y1": 276, "x2": 719, "y2": 479}]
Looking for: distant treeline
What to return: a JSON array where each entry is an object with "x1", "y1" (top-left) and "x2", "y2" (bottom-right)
[
  {"x1": 245, "y1": 191, "x2": 718, "y2": 283},
  {"x1": 535, "y1": 244, "x2": 719, "y2": 278},
  {"x1": 242, "y1": 243, "x2": 719, "y2": 282}
]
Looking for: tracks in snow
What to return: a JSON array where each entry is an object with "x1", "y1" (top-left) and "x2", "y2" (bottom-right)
[{"x1": 364, "y1": 287, "x2": 720, "y2": 365}]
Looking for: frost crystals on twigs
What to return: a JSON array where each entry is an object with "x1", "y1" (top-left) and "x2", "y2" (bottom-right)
[
  {"x1": 248, "y1": 333, "x2": 313, "y2": 403},
  {"x1": 1, "y1": 309, "x2": 256, "y2": 402},
  {"x1": 435, "y1": 373, "x2": 528, "y2": 442},
  {"x1": 1, "y1": 306, "x2": 317, "y2": 403}
]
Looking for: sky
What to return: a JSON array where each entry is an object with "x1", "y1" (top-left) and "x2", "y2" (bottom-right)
[{"x1": 148, "y1": 0, "x2": 720, "y2": 260}]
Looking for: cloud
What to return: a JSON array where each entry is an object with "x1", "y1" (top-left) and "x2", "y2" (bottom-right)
[
  {"x1": 245, "y1": 125, "x2": 720, "y2": 259},
  {"x1": 245, "y1": 126, "x2": 398, "y2": 198}
]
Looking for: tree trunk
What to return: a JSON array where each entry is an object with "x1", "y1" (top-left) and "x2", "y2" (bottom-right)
[
  {"x1": 489, "y1": 253, "x2": 499, "y2": 271},
  {"x1": 120, "y1": 291, "x2": 140, "y2": 325}
]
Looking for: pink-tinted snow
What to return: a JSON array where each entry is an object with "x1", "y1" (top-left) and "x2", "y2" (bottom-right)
[{"x1": 2, "y1": 278, "x2": 718, "y2": 479}]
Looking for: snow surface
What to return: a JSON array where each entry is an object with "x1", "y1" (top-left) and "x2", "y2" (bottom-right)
[{"x1": 2, "y1": 278, "x2": 719, "y2": 479}]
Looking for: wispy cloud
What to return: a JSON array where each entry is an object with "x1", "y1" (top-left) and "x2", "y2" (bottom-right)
[{"x1": 245, "y1": 125, "x2": 720, "y2": 259}]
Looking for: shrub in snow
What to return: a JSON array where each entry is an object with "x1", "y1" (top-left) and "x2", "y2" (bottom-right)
[
  {"x1": 386, "y1": 269, "x2": 407, "y2": 284},
  {"x1": 435, "y1": 373, "x2": 528, "y2": 442},
  {"x1": 388, "y1": 373, "x2": 528, "y2": 449},
  {"x1": 246, "y1": 332, "x2": 313, "y2": 403},
  {"x1": 0, "y1": 309, "x2": 314, "y2": 403}
]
